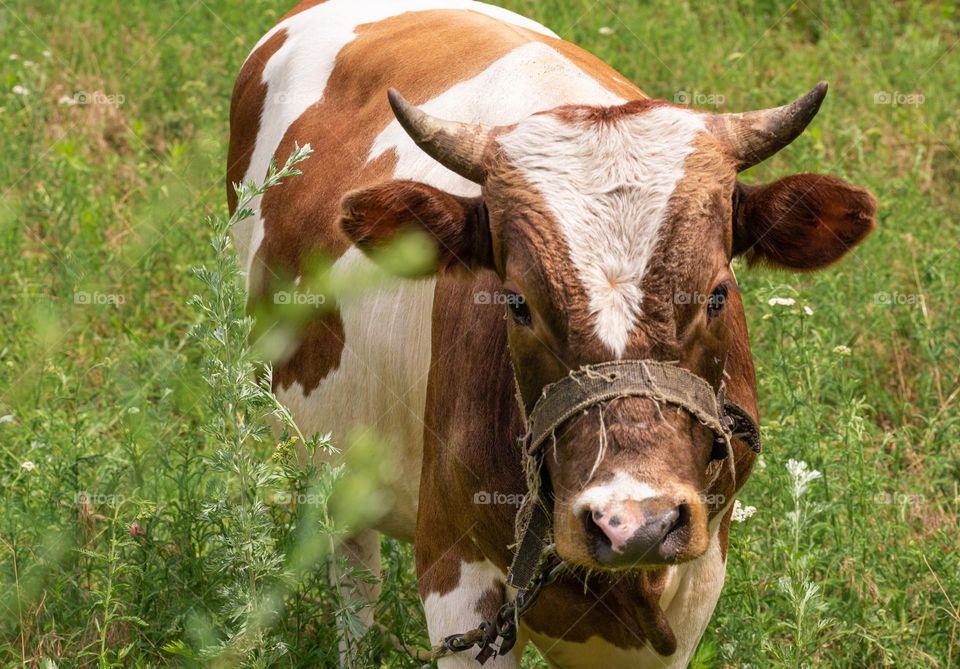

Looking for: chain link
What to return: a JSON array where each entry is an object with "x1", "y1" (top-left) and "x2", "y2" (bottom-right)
[{"x1": 414, "y1": 547, "x2": 563, "y2": 664}]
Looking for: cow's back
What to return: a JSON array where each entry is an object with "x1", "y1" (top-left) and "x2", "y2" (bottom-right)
[{"x1": 227, "y1": 0, "x2": 643, "y2": 540}]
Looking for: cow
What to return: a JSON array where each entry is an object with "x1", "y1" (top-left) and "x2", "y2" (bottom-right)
[{"x1": 227, "y1": 1, "x2": 876, "y2": 666}]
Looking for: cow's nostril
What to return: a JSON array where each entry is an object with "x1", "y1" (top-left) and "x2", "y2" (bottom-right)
[
  {"x1": 658, "y1": 507, "x2": 680, "y2": 532},
  {"x1": 673, "y1": 503, "x2": 689, "y2": 534},
  {"x1": 584, "y1": 508, "x2": 613, "y2": 550}
]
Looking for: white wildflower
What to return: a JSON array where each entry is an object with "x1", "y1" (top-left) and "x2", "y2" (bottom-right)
[
  {"x1": 12, "y1": 85, "x2": 30, "y2": 96},
  {"x1": 786, "y1": 459, "x2": 822, "y2": 497},
  {"x1": 832, "y1": 345, "x2": 851, "y2": 356},
  {"x1": 732, "y1": 499, "x2": 757, "y2": 522},
  {"x1": 598, "y1": 26, "x2": 614, "y2": 35},
  {"x1": 9, "y1": 53, "x2": 19, "y2": 61},
  {"x1": 0, "y1": 414, "x2": 13, "y2": 424},
  {"x1": 768, "y1": 297, "x2": 796, "y2": 307},
  {"x1": 21, "y1": 460, "x2": 36, "y2": 471},
  {"x1": 43, "y1": 50, "x2": 52, "y2": 59},
  {"x1": 803, "y1": 306, "x2": 814, "y2": 316}
]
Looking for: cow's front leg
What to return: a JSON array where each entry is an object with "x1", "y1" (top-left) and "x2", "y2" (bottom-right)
[{"x1": 419, "y1": 551, "x2": 525, "y2": 668}]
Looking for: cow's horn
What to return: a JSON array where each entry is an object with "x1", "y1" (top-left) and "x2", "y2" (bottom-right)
[
  {"x1": 708, "y1": 82, "x2": 828, "y2": 171},
  {"x1": 387, "y1": 88, "x2": 490, "y2": 183}
]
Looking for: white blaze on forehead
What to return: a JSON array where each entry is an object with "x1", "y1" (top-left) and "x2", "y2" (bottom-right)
[{"x1": 499, "y1": 106, "x2": 706, "y2": 357}]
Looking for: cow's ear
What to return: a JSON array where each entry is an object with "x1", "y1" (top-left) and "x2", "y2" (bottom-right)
[
  {"x1": 339, "y1": 180, "x2": 491, "y2": 273},
  {"x1": 732, "y1": 173, "x2": 876, "y2": 270}
]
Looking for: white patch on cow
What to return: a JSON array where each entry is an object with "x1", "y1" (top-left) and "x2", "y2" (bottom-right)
[
  {"x1": 274, "y1": 247, "x2": 437, "y2": 541},
  {"x1": 499, "y1": 107, "x2": 706, "y2": 357},
  {"x1": 370, "y1": 41, "x2": 626, "y2": 180},
  {"x1": 526, "y1": 507, "x2": 728, "y2": 668},
  {"x1": 572, "y1": 471, "x2": 659, "y2": 518},
  {"x1": 424, "y1": 560, "x2": 521, "y2": 668},
  {"x1": 234, "y1": 0, "x2": 558, "y2": 286}
]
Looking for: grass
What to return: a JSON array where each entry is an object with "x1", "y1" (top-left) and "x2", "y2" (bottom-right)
[{"x1": 0, "y1": 0, "x2": 958, "y2": 667}]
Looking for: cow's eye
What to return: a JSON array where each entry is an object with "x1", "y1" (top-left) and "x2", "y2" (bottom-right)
[
  {"x1": 707, "y1": 284, "x2": 729, "y2": 320},
  {"x1": 507, "y1": 293, "x2": 532, "y2": 327}
]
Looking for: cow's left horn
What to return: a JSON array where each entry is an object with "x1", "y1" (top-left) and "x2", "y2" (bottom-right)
[
  {"x1": 388, "y1": 88, "x2": 490, "y2": 183},
  {"x1": 708, "y1": 82, "x2": 828, "y2": 171}
]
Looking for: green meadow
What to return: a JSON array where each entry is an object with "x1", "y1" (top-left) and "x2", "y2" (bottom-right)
[{"x1": 1, "y1": 0, "x2": 957, "y2": 666}]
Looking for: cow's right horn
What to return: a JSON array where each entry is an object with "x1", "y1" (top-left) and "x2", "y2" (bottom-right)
[
  {"x1": 708, "y1": 82, "x2": 828, "y2": 171},
  {"x1": 388, "y1": 88, "x2": 491, "y2": 184}
]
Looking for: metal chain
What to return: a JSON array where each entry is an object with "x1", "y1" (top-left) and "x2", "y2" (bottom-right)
[{"x1": 413, "y1": 547, "x2": 564, "y2": 665}]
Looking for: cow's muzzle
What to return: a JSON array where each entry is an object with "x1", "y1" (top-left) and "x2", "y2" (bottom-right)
[{"x1": 584, "y1": 496, "x2": 686, "y2": 566}]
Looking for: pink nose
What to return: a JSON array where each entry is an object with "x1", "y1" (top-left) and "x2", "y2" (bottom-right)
[{"x1": 585, "y1": 498, "x2": 684, "y2": 566}]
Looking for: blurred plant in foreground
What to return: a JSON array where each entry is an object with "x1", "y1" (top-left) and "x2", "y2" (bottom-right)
[{"x1": 170, "y1": 145, "x2": 373, "y2": 667}]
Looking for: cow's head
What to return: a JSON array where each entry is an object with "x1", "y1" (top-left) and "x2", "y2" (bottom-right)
[{"x1": 339, "y1": 84, "x2": 875, "y2": 570}]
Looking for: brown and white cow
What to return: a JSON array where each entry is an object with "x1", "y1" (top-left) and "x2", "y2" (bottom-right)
[{"x1": 228, "y1": 1, "x2": 876, "y2": 666}]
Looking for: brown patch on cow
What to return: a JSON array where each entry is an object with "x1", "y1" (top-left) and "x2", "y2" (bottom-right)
[
  {"x1": 415, "y1": 273, "x2": 524, "y2": 598},
  {"x1": 271, "y1": 311, "x2": 347, "y2": 394},
  {"x1": 525, "y1": 570, "x2": 677, "y2": 655},
  {"x1": 226, "y1": 29, "x2": 288, "y2": 215},
  {"x1": 475, "y1": 582, "x2": 506, "y2": 619},
  {"x1": 546, "y1": 97, "x2": 667, "y2": 126}
]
